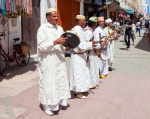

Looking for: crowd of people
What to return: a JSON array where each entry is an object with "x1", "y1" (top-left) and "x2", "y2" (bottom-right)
[{"x1": 36, "y1": 8, "x2": 150, "y2": 116}]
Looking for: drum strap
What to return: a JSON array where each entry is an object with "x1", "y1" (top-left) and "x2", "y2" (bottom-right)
[{"x1": 84, "y1": 28, "x2": 94, "y2": 35}]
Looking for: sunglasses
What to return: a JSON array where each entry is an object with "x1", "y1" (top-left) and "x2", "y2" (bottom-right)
[{"x1": 98, "y1": 21, "x2": 104, "y2": 22}]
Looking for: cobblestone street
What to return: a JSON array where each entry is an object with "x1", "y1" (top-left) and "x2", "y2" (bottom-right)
[{"x1": 0, "y1": 30, "x2": 150, "y2": 119}]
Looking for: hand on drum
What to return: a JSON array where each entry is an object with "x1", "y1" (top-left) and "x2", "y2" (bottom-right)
[
  {"x1": 54, "y1": 37, "x2": 68, "y2": 45},
  {"x1": 65, "y1": 46, "x2": 72, "y2": 52}
]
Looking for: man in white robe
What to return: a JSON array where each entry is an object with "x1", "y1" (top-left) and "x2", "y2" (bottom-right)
[
  {"x1": 84, "y1": 17, "x2": 100, "y2": 89},
  {"x1": 94, "y1": 17, "x2": 108, "y2": 79},
  {"x1": 70, "y1": 15, "x2": 95, "y2": 99},
  {"x1": 37, "y1": 8, "x2": 71, "y2": 116},
  {"x1": 104, "y1": 18, "x2": 115, "y2": 71}
]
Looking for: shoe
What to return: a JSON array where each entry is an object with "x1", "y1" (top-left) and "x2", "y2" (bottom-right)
[
  {"x1": 76, "y1": 93, "x2": 87, "y2": 99},
  {"x1": 60, "y1": 106, "x2": 67, "y2": 110},
  {"x1": 108, "y1": 67, "x2": 113, "y2": 71},
  {"x1": 53, "y1": 110, "x2": 59, "y2": 115},
  {"x1": 100, "y1": 75, "x2": 106, "y2": 79},
  {"x1": 44, "y1": 110, "x2": 54, "y2": 116},
  {"x1": 127, "y1": 48, "x2": 130, "y2": 51},
  {"x1": 92, "y1": 85, "x2": 99, "y2": 89}
]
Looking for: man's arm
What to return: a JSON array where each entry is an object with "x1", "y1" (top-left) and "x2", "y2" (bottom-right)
[{"x1": 37, "y1": 26, "x2": 67, "y2": 52}]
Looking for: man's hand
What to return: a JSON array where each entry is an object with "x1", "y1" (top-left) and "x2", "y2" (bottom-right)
[
  {"x1": 54, "y1": 37, "x2": 68, "y2": 45},
  {"x1": 114, "y1": 37, "x2": 119, "y2": 41},
  {"x1": 92, "y1": 41, "x2": 97, "y2": 47},
  {"x1": 65, "y1": 46, "x2": 71, "y2": 52}
]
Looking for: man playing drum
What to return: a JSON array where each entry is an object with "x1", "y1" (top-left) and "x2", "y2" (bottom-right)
[
  {"x1": 70, "y1": 15, "x2": 96, "y2": 99},
  {"x1": 37, "y1": 8, "x2": 71, "y2": 116}
]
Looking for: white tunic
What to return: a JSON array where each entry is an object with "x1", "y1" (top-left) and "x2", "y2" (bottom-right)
[
  {"x1": 70, "y1": 25, "x2": 93, "y2": 93},
  {"x1": 84, "y1": 26, "x2": 99, "y2": 88},
  {"x1": 104, "y1": 26, "x2": 115, "y2": 68},
  {"x1": 37, "y1": 23, "x2": 71, "y2": 111},
  {"x1": 94, "y1": 26, "x2": 108, "y2": 75}
]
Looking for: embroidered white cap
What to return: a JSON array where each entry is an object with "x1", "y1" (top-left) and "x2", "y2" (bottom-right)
[
  {"x1": 46, "y1": 8, "x2": 57, "y2": 14},
  {"x1": 105, "y1": 18, "x2": 112, "y2": 23},
  {"x1": 76, "y1": 15, "x2": 85, "y2": 20}
]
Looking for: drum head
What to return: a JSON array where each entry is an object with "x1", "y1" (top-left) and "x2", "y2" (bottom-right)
[{"x1": 61, "y1": 31, "x2": 80, "y2": 48}]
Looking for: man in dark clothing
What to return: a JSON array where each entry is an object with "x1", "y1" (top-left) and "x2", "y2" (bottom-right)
[
  {"x1": 124, "y1": 15, "x2": 133, "y2": 51},
  {"x1": 140, "y1": 20, "x2": 143, "y2": 30}
]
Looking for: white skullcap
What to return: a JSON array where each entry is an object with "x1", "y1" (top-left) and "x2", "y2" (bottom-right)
[
  {"x1": 46, "y1": 8, "x2": 57, "y2": 14},
  {"x1": 76, "y1": 15, "x2": 85, "y2": 20},
  {"x1": 105, "y1": 18, "x2": 112, "y2": 23}
]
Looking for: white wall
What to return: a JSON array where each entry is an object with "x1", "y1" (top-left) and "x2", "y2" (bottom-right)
[
  {"x1": 80, "y1": 0, "x2": 84, "y2": 15},
  {"x1": 40, "y1": 0, "x2": 56, "y2": 25},
  {"x1": 0, "y1": 16, "x2": 21, "y2": 54},
  {"x1": 9, "y1": 17, "x2": 22, "y2": 53}
]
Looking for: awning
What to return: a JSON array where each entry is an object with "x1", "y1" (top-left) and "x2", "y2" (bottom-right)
[{"x1": 126, "y1": 9, "x2": 134, "y2": 14}]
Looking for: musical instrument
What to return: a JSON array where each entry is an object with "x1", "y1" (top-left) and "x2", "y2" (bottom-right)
[
  {"x1": 61, "y1": 31, "x2": 80, "y2": 48},
  {"x1": 102, "y1": 26, "x2": 122, "y2": 46},
  {"x1": 95, "y1": 26, "x2": 122, "y2": 61}
]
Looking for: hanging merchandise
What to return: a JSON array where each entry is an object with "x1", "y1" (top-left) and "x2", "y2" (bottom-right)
[
  {"x1": 22, "y1": 0, "x2": 27, "y2": 15},
  {"x1": 10, "y1": 0, "x2": 18, "y2": 18},
  {"x1": 0, "y1": 0, "x2": 32, "y2": 18},
  {"x1": 16, "y1": 0, "x2": 23, "y2": 16},
  {"x1": 6, "y1": 0, "x2": 11, "y2": 14},
  {"x1": 1, "y1": 0, "x2": 7, "y2": 15}
]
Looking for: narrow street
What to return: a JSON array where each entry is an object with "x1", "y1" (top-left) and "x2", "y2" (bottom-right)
[{"x1": 0, "y1": 30, "x2": 150, "y2": 119}]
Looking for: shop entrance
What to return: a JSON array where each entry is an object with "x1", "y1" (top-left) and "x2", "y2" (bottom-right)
[{"x1": 57, "y1": 0, "x2": 80, "y2": 31}]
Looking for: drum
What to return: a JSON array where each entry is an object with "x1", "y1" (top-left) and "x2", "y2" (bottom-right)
[{"x1": 61, "y1": 31, "x2": 80, "y2": 48}]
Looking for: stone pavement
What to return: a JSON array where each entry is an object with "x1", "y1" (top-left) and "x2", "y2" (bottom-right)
[{"x1": 0, "y1": 30, "x2": 150, "y2": 119}]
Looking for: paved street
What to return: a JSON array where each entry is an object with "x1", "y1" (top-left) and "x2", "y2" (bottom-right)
[{"x1": 0, "y1": 30, "x2": 150, "y2": 119}]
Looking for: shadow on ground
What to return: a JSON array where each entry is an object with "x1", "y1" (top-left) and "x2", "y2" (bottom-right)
[
  {"x1": 0, "y1": 61, "x2": 38, "y2": 81},
  {"x1": 135, "y1": 34, "x2": 150, "y2": 52}
]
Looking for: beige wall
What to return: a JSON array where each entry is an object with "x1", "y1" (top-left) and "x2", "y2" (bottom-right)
[{"x1": 126, "y1": 0, "x2": 139, "y2": 11}]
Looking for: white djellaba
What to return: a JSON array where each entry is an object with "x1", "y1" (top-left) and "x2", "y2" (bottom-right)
[{"x1": 37, "y1": 17, "x2": 71, "y2": 115}]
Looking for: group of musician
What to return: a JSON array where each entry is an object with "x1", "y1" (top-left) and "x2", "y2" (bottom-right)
[
  {"x1": 70, "y1": 15, "x2": 120, "y2": 99},
  {"x1": 37, "y1": 8, "x2": 120, "y2": 116}
]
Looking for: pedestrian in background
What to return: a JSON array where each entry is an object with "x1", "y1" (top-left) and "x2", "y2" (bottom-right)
[
  {"x1": 124, "y1": 15, "x2": 133, "y2": 51},
  {"x1": 37, "y1": 8, "x2": 71, "y2": 116},
  {"x1": 136, "y1": 20, "x2": 141, "y2": 37},
  {"x1": 131, "y1": 22, "x2": 136, "y2": 45}
]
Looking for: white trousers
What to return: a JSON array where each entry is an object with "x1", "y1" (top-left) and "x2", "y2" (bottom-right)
[
  {"x1": 43, "y1": 99, "x2": 67, "y2": 111},
  {"x1": 99, "y1": 50, "x2": 108, "y2": 75}
]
